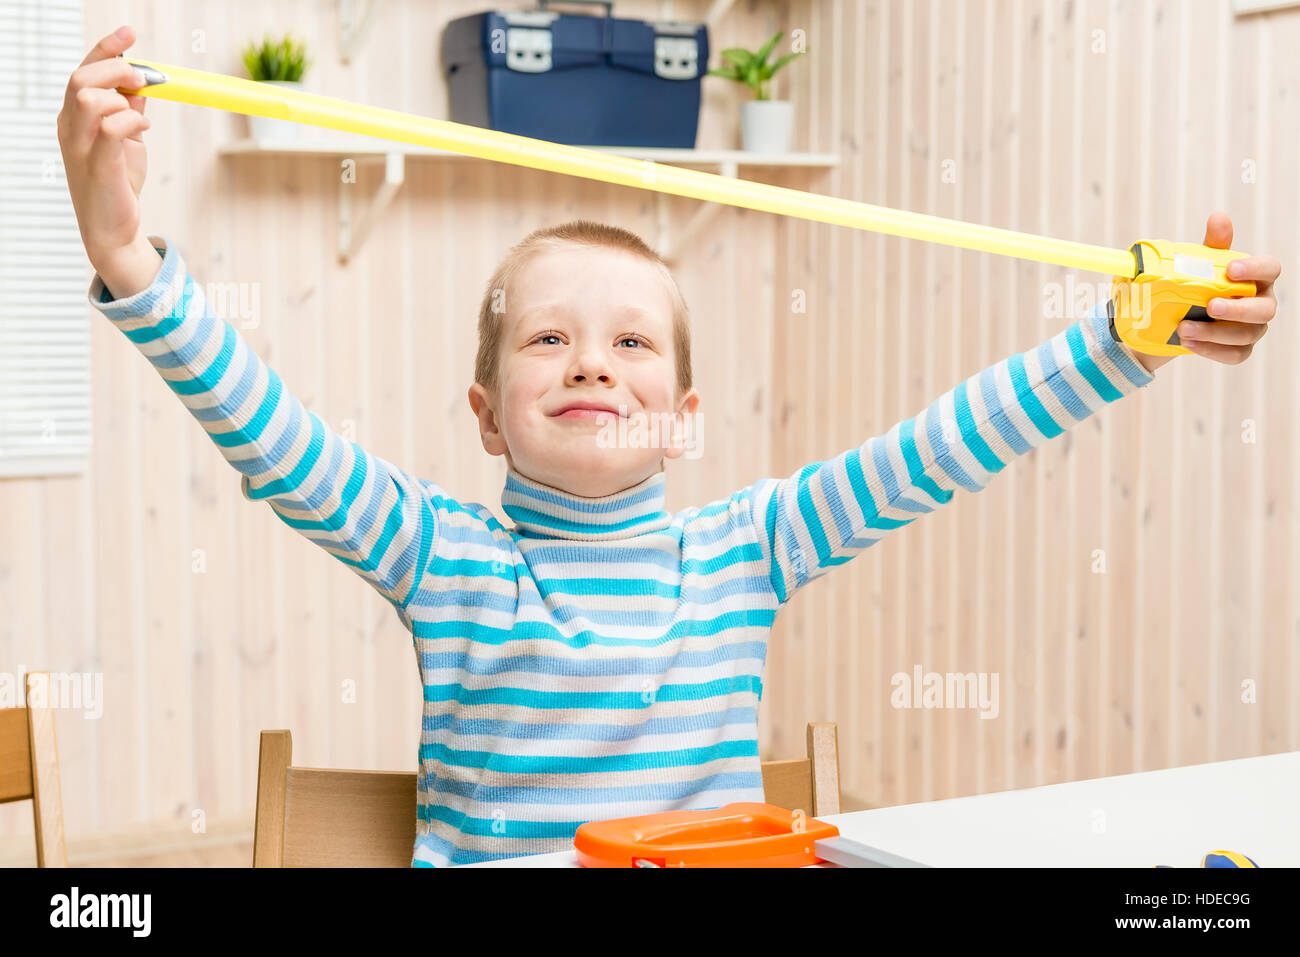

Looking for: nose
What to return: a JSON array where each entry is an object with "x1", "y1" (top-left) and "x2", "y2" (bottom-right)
[{"x1": 568, "y1": 344, "x2": 614, "y2": 385}]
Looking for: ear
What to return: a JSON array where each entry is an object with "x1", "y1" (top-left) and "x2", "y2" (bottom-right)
[
  {"x1": 663, "y1": 387, "x2": 701, "y2": 461},
  {"x1": 467, "y1": 383, "x2": 508, "y2": 457},
  {"x1": 675, "y1": 387, "x2": 700, "y2": 416}
]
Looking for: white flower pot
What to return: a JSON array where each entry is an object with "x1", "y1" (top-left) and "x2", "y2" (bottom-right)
[
  {"x1": 248, "y1": 80, "x2": 303, "y2": 146},
  {"x1": 741, "y1": 99, "x2": 794, "y2": 154}
]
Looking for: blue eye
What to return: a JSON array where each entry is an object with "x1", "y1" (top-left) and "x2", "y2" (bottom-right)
[
  {"x1": 620, "y1": 337, "x2": 643, "y2": 348},
  {"x1": 535, "y1": 334, "x2": 561, "y2": 346}
]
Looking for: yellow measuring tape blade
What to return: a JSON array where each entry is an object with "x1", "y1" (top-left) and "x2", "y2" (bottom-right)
[{"x1": 121, "y1": 58, "x2": 1138, "y2": 279}]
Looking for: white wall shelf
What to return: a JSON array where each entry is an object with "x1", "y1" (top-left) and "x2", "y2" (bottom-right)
[
  {"x1": 1232, "y1": 0, "x2": 1300, "y2": 13},
  {"x1": 219, "y1": 138, "x2": 838, "y2": 263}
]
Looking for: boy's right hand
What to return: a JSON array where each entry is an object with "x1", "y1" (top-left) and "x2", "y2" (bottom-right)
[{"x1": 57, "y1": 25, "x2": 161, "y2": 299}]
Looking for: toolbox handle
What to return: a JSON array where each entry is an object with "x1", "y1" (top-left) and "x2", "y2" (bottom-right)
[{"x1": 537, "y1": 0, "x2": 614, "y2": 17}]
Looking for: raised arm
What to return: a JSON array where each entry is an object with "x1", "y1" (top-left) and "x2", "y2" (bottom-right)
[
  {"x1": 747, "y1": 302, "x2": 1155, "y2": 604},
  {"x1": 59, "y1": 27, "x2": 441, "y2": 613},
  {"x1": 88, "y1": 236, "x2": 438, "y2": 611}
]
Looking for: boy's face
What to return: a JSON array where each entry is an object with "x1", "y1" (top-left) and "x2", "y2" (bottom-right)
[{"x1": 468, "y1": 245, "x2": 699, "y2": 497}]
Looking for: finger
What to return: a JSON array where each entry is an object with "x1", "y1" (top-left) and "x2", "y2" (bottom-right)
[
  {"x1": 79, "y1": 25, "x2": 135, "y2": 67},
  {"x1": 1203, "y1": 211, "x2": 1233, "y2": 249},
  {"x1": 70, "y1": 57, "x2": 148, "y2": 99},
  {"x1": 68, "y1": 87, "x2": 133, "y2": 146},
  {"x1": 1180, "y1": 338, "x2": 1254, "y2": 365},
  {"x1": 90, "y1": 108, "x2": 151, "y2": 150},
  {"x1": 1226, "y1": 255, "x2": 1282, "y2": 284},
  {"x1": 1178, "y1": 318, "x2": 1269, "y2": 347},
  {"x1": 1206, "y1": 295, "x2": 1277, "y2": 324}
]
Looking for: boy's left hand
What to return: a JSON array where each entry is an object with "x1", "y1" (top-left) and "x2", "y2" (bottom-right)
[{"x1": 1167, "y1": 212, "x2": 1281, "y2": 367}]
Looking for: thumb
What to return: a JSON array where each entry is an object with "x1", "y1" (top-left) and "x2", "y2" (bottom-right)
[{"x1": 1203, "y1": 211, "x2": 1233, "y2": 249}]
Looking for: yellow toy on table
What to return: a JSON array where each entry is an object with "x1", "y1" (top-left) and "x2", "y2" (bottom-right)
[{"x1": 1154, "y1": 851, "x2": 1260, "y2": 868}]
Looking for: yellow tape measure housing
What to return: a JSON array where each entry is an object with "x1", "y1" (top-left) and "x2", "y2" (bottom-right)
[{"x1": 1110, "y1": 241, "x2": 1255, "y2": 356}]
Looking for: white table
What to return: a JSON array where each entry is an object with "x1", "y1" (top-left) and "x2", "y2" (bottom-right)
[{"x1": 457, "y1": 750, "x2": 1298, "y2": 867}]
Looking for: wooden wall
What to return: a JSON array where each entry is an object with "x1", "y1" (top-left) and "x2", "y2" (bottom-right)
[
  {"x1": 764, "y1": 0, "x2": 1298, "y2": 808},
  {"x1": 1, "y1": 0, "x2": 1296, "y2": 862}
]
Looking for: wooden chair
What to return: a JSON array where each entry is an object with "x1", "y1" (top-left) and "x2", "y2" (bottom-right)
[
  {"x1": 253, "y1": 721, "x2": 841, "y2": 867},
  {"x1": 0, "y1": 672, "x2": 68, "y2": 867}
]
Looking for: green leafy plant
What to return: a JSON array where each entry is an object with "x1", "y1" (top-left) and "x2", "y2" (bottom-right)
[
  {"x1": 706, "y1": 30, "x2": 806, "y2": 101},
  {"x1": 241, "y1": 34, "x2": 311, "y2": 83}
]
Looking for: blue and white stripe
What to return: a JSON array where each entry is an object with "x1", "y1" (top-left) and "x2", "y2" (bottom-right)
[{"x1": 90, "y1": 234, "x2": 1154, "y2": 867}]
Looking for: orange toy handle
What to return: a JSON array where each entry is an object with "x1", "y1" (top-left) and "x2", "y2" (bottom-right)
[{"x1": 574, "y1": 802, "x2": 840, "y2": 868}]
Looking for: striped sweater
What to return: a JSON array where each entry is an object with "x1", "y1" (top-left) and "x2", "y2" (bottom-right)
[{"x1": 88, "y1": 235, "x2": 1156, "y2": 867}]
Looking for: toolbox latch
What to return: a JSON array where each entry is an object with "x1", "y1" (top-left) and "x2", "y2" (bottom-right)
[
  {"x1": 505, "y1": 26, "x2": 554, "y2": 73},
  {"x1": 654, "y1": 34, "x2": 698, "y2": 80}
]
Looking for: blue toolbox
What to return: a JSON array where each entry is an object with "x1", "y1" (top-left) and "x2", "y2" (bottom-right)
[{"x1": 440, "y1": 0, "x2": 709, "y2": 147}]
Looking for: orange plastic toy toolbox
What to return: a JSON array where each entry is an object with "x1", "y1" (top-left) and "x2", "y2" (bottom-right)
[{"x1": 574, "y1": 801, "x2": 928, "y2": 868}]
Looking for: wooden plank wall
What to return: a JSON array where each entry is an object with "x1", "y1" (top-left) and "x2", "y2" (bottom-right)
[
  {"x1": 1, "y1": 0, "x2": 1295, "y2": 859},
  {"x1": 763, "y1": 0, "x2": 1298, "y2": 810}
]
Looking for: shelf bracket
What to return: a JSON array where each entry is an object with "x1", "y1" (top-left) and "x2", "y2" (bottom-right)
[
  {"x1": 339, "y1": 0, "x2": 384, "y2": 64},
  {"x1": 656, "y1": 159, "x2": 737, "y2": 264},
  {"x1": 339, "y1": 150, "x2": 404, "y2": 263}
]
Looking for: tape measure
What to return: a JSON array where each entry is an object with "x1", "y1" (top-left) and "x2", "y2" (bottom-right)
[
  {"x1": 1112, "y1": 241, "x2": 1255, "y2": 356},
  {"x1": 117, "y1": 59, "x2": 1256, "y2": 357}
]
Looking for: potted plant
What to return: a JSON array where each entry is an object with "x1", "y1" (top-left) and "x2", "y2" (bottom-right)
[
  {"x1": 707, "y1": 31, "x2": 806, "y2": 154},
  {"x1": 241, "y1": 33, "x2": 311, "y2": 145}
]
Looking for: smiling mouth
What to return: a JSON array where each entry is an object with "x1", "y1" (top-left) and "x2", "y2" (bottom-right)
[{"x1": 553, "y1": 408, "x2": 620, "y2": 420}]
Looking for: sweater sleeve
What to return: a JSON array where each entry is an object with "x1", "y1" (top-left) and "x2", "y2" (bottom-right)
[
  {"x1": 87, "y1": 234, "x2": 436, "y2": 612},
  {"x1": 745, "y1": 300, "x2": 1156, "y2": 605}
]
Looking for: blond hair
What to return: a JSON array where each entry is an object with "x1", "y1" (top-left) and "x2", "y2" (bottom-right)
[{"x1": 474, "y1": 220, "x2": 693, "y2": 398}]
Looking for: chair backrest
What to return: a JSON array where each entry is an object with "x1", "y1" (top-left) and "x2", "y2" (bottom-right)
[
  {"x1": 0, "y1": 672, "x2": 67, "y2": 867},
  {"x1": 253, "y1": 721, "x2": 840, "y2": 867},
  {"x1": 253, "y1": 729, "x2": 415, "y2": 868},
  {"x1": 760, "y1": 721, "x2": 841, "y2": 817}
]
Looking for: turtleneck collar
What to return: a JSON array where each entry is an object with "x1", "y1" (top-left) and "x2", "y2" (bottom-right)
[{"x1": 501, "y1": 465, "x2": 671, "y2": 541}]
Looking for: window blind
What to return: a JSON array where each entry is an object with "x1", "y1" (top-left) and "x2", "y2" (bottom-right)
[{"x1": 0, "y1": 0, "x2": 90, "y2": 477}]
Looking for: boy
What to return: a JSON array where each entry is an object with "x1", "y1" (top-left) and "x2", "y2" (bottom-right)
[{"x1": 59, "y1": 27, "x2": 1280, "y2": 867}]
